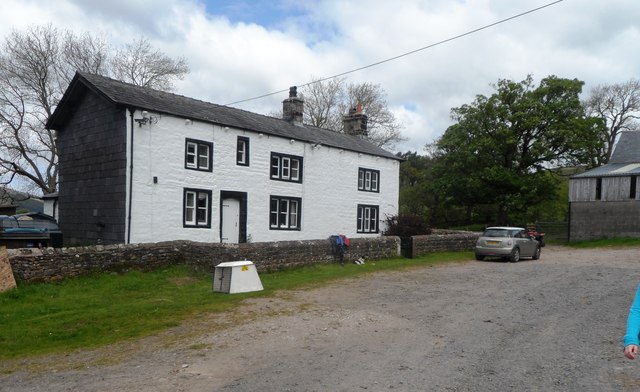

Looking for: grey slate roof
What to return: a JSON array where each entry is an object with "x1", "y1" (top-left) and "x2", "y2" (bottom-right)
[
  {"x1": 609, "y1": 131, "x2": 640, "y2": 164},
  {"x1": 47, "y1": 72, "x2": 400, "y2": 161},
  {"x1": 572, "y1": 132, "x2": 640, "y2": 178}
]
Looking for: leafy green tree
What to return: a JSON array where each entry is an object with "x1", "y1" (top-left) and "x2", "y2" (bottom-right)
[
  {"x1": 398, "y1": 149, "x2": 471, "y2": 228},
  {"x1": 397, "y1": 151, "x2": 432, "y2": 220},
  {"x1": 430, "y1": 75, "x2": 602, "y2": 225}
]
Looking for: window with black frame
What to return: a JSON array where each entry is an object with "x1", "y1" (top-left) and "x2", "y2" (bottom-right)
[
  {"x1": 358, "y1": 168, "x2": 380, "y2": 192},
  {"x1": 237, "y1": 136, "x2": 250, "y2": 166},
  {"x1": 357, "y1": 204, "x2": 379, "y2": 233},
  {"x1": 270, "y1": 152, "x2": 303, "y2": 183},
  {"x1": 183, "y1": 188, "x2": 212, "y2": 228},
  {"x1": 269, "y1": 196, "x2": 301, "y2": 230},
  {"x1": 185, "y1": 139, "x2": 213, "y2": 171}
]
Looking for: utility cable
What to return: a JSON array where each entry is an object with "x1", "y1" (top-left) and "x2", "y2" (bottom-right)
[{"x1": 225, "y1": 0, "x2": 564, "y2": 106}]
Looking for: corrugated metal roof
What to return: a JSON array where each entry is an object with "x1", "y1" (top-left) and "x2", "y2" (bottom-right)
[
  {"x1": 572, "y1": 163, "x2": 640, "y2": 178},
  {"x1": 47, "y1": 72, "x2": 401, "y2": 161},
  {"x1": 572, "y1": 132, "x2": 640, "y2": 178}
]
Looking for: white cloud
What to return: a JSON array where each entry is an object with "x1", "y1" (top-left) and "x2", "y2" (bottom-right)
[{"x1": 1, "y1": 0, "x2": 639, "y2": 154}]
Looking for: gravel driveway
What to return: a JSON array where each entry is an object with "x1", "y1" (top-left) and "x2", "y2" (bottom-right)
[{"x1": 2, "y1": 245, "x2": 640, "y2": 391}]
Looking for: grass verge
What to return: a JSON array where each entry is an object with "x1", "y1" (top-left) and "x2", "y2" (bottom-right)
[{"x1": 0, "y1": 252, "x2": 472, "y2": 360}]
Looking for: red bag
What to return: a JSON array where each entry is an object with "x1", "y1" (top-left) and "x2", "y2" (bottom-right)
[{"x1": 340, "y1": 234, "x2": 350, "y2": 247}]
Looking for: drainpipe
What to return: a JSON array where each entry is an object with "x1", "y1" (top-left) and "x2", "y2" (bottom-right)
[
  {"x1": 567, "y1": 201, "x2": 571, "y2": 243},
  {"x1": 127, "y1": 109, "x2": 135, "y2": 244}
]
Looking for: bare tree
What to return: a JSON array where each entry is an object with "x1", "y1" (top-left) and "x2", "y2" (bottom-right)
[
  {"x1": 111, "y1": 37, "x2": 189, "y2": 91},
  {"x1": 0, "y1": 25, "x2": 189, "y2": 196},
  {"x1": 303, "y1": 77, "x2": 345, "y2": 130},
  {"x1": 584, "y1": 79, "x2": 640, "y2": 165},
  {"x1": 60, "y1": 30, "x2": 110, "y2": 81},
  {"x1": 0, "y1": 25, "x2": 62, "y2": 195},
  {"x1": 342, "y1": 82, "x2": 403, "y2": 148},
  {"x1": 301, "y1": 78, "x2": 404, "y2": 149}
]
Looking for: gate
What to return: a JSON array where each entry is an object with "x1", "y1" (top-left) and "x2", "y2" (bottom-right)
[
  {"x1": 400, "y1": 236, "x2": 413, "y2": 258},
  {"x1": 534, "y1": 221, "x2": 569, "y2": 244}
]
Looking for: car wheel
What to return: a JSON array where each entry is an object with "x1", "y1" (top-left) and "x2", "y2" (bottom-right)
[
  {"x1": 510, "y1": 247, "x2": 520, "y2": 263},
  {"x1": 475, "y1": 254, "x2": 485, "y2": 261},
  {"x1": 532, "y1": 246, "x2": 541, "y2": 260}
]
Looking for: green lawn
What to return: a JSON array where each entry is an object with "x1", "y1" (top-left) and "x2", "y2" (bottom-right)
[{"x1": 0, "y1": 252, "x2": 472, "y2": 360}]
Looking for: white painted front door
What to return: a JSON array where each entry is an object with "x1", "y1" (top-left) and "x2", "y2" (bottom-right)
[{"x1": 221, "y1": 198, "x2": 240, "y2": 243}]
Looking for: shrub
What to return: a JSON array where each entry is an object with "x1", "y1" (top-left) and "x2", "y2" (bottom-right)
[{"x1": 383, "y1": 213, "x2": 432, "y2": 237}]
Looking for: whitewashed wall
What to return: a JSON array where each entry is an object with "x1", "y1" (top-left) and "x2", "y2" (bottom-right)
[
  {"x1": 126, "y1": 110, "x2": 399, "y2": 244},
  {"x1": 43, "y1": 198, "x2": 58, "y2": 219}
]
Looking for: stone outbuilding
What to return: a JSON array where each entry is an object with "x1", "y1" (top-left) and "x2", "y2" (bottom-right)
[{"x1": 569, "y1": 131, "x2": 640, "y2": 241}]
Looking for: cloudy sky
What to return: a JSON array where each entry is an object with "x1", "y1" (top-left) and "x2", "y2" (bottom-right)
[{"x1": 0, "y1": 0, "x2": 638, "y2": 153}]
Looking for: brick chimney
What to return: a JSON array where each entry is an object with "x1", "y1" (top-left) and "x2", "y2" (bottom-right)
[
  {"x1": 343, "y1": 103, "x2": 368, "y2": 137},
  {"x1": 282, "y1": 86, "x2": 304, "y2": 126}
]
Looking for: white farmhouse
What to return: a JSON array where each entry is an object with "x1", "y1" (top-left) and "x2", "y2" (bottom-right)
[{"x1": 46, "y1": 72, "x2": 401, "y2": 245}]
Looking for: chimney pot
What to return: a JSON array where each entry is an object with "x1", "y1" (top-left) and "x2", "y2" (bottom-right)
[{"x1": 343, "y1": 105, "x2": 368, "y2": 138}]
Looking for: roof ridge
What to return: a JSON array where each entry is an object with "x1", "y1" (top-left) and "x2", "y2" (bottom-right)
[
  {"x1": 77, "y1": 71, "x2": 350, "y2": 135},
  {"x1": 77, "y1": 71, "x2": 226, "y2": 109},
  {"x1": 56, "y1": 71, "x2": 400, "y2": 161}
]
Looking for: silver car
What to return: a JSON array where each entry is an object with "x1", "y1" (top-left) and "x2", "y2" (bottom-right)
[{"x1": 474, "y1": 227, "x2": 541, "y2": 262}]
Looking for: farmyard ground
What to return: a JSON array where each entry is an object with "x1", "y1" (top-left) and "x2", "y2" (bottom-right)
[{"x1": 2, "y1": 246, "x2": 640, "y2": 391}]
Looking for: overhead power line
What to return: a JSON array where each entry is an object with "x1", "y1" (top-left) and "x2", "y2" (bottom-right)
[{"x1": 225, "y1": 0, "x2": 564, "y2": 106}]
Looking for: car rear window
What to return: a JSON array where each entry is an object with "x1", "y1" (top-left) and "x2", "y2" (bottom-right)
[
  {"x1": 483, "y1": 229, "x2": 509, "y2": 237},
  {"x1": 0, "y1": 217, "x2": 18, "y2": 229},
  {"x1": 511, "y1": 230, "x2": 526, "y2": 238}
]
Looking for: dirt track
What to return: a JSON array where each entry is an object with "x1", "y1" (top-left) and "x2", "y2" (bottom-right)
[{"x1": 2, "y1": 245, "x2": 640, "y2": 391}]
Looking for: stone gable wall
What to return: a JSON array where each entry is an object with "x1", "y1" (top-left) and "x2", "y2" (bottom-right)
[
  {"x1": 570, "y1": 201, "x2": 640, "y2": 241},
  {"x1": 56, "y1": 91, "x2": 127, "y2": 245}
]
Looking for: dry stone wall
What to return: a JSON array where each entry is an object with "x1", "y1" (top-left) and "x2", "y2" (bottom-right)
[
  {"x1": 412, "y1": 230, "x2": 480, "y2": 257},
  {"x1": 8, "y1": 237, "x2": 401, "y2": 283},
  {"x1": 7, "y1": 232, "x2": 477, "y2": 284}
]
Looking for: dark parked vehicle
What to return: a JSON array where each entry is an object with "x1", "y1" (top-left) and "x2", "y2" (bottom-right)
[
  {"x1": 0, "y1": 212, "x2": 63, "y2": 248},
  {"x1": 474, "y1": 226, "x2": 541, "y2": 262}
]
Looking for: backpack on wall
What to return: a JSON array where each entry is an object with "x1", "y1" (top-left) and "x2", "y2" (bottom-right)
[{"x1": 339, "y1": 234, "x2": 350, "y2": 247}]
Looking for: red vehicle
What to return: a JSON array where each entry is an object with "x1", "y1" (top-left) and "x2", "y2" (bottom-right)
[{"x1": 526, "y1": 225, "x2": 545, "y2": 247}]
